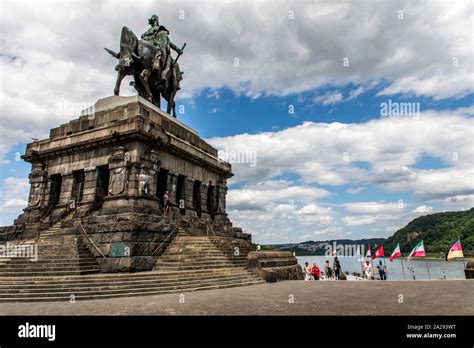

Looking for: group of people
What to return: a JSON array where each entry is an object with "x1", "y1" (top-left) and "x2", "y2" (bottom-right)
[
  {"x1": 304, "y1": 258, "x2": 388, "y2": 281},
  {"x1": 362, "y1": 259, "x2": 387, "y2": 280},
  {"x1": 303, "y1": 257, "x2": 344, "y2": 280}
]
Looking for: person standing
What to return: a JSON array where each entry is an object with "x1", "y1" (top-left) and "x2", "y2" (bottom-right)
[
  {"x1": 363, "y1": 260, "x2": 373, "y2": 280},
  {"x1": 333, "y1": 256, "x2": 342, "y2": 280},
  {"x1": 163, "y1": 190, "x2": 171, "y2": 215},
  {"x1": 304, "y1": 262, "x2": 314, "y2": 281},
  {"x1": 377, "y1": 260, "x2": 387, "y2": 280},
  {"x1": 324, "y1": 260, "x2": 333, "y2": 279}
]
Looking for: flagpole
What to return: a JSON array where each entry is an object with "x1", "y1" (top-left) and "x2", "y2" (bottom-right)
[
  {"x1": 425, "y1": 260, "x2": 431, "y2": 280},
  {"x1": 400, "y1": 257, "x2": 406, "y2": 280},
  {"x1": 370, "y1": 245, "x2": 375, "y2": 279},
  {"x1": 459, "y1": 236, "x2": 466, "y2": 269}
]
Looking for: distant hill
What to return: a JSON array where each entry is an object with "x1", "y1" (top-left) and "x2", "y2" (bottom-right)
[
  {"x1": 267, "y1": 238, "x2": 386, "y2": 256},
  {"x1": 384, "y1": 208, "x2": 474, "y2": 255}
]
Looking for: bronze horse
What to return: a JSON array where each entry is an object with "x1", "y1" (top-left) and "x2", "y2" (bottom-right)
[{"x1": 105, "y1": 26, "x2": 182, "y2": 117}]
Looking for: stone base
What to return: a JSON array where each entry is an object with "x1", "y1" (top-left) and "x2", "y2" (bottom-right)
[
  {"x1": 247, "y1": 251, "x2": 304, "y2": 282},
  {"x1": 97, "y1": 256, "x2": 156, "y2": 272},
  {"x1": 464, "y1": 261, "x2": 473, "y2": 279}
]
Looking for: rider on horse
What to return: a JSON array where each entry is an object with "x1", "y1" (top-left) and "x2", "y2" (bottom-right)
[{"x1": 141, "y1": 15, "x2": 183, "y2": 89}]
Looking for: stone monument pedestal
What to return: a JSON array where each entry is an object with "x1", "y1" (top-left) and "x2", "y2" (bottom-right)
[{"x1": 2, "y1": 96, "x2": 252, "y2": 272}]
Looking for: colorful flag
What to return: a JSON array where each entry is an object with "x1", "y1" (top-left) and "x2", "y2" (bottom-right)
[
  {"x1": 407, "y1": 240, "x2": 425, "y2": 261},
  {"x1": 446, "y1": 240, "x2": 463, "y2": 261},
  {"x1": 390, "y1": 243, "x2": 401, "y2": 262},
  {"x1": 372, "y1": 245, "x2": 384, "y2": 259},
  {"x1": 366, "y1": 245, "x2": 371, "y2": 258}
]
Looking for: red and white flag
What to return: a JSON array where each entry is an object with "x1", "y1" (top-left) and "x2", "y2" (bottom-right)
[
  {"x1": 366, "y1": 245, "x2": 371, "y2": 258},
  {"x1": 407, "y1": 240, "x2": 425, "y2": 261},
  {"x1": 446, "y1": 240, "x2": 463, "y2": 261},
  {"x1": 390, "y1": 243, "x2": 401, "y2": 262},
  {"x1": 371, "y1": 245, "x2": 384, "y2": 260}
]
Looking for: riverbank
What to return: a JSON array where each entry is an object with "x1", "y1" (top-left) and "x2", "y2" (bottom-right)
[{"x1": 1, "y1": 280, "x2": 472, "y2": 315}]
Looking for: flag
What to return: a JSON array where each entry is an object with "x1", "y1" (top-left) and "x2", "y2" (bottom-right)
[
  {"x1": 407, "y1": 240, "x2": 425, "y2": 261},
  {"x1": 446, "y1": 240, "x2": 463, "y2": 261},
  {"x1": 371, "y1": 245, "x2": 384, "y2": 259},
  {"x1": 366, "y1": 245, "x2": 371, "y2": 258},
  {"x1": 390, "y1": 243, "x2": 401, "y2": 262}
]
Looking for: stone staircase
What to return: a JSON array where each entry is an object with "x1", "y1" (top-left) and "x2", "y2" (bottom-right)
[
  {"x1": 155, "y1": 233, "x2": 242, "y2": 272},
  {"x1": 0, "y1": 223, "x2": 101, "y2": 277},
  {"x1": 0, "y1": 229, "x2": 264, "y2": 302},
  {"x1": 0, "y1": 268, "x2": 264, "y2": 302}
]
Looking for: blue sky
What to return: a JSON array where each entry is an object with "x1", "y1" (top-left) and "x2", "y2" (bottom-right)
[{"x1": 0, "y1": 0, "x2": 473, "y2": 243}]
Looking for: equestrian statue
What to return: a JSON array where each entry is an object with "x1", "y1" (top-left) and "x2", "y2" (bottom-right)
[{"x1": 105, "y1": 15, "x2": 185, "y2": 118}]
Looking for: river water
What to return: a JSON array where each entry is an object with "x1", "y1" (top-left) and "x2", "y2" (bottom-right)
[{"x1": 296, "y1": 255, "x2": 467, "y2": 280}]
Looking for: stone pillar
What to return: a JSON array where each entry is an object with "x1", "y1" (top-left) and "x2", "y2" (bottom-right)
[
  {"x1": 107, "y1": 146, "x2": 130, "y2": 197},
  {"x1": 58, "y1": 174, "x2": 74, "y2": 207},
  {"x1": 184, "y1": 177, "x2": 195, "y2": 210},
  {"x1": 27, "y1": 163, "x2": 48, "y2": 210},
  {"x1": 138, "y1": 149, "x2": 160, "y2": 197},
  {"x1": 217, "y1": 179, "x2": 228, "y2": 213},
  {"x1": 200, "y1": 183, "x2": 208, "y2": 213},
  {"x1": 81, "y1": 167, "x2": 98, "y2": 203},
  {"x1": 166, "y1": 171, "x2": 178, "y2": 205}
]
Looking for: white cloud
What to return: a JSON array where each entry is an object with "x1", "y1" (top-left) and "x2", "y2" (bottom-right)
[
  {"x1": 1, "y1": 0, "x2": 473, "y2": 160},
  {"x1": 313, "y1": 91, "x2": 343, "y2": 105},
  {"x1": 227, "y1": 180, "x2": 330, "y2": 210},
  {"x1": 412, "y1": 205, "x2": 433, "y2": 214},
  {"x1": 344, "y1": 201, "x2": 404, "y2": 214},
  {"x1": 210, "y1": 107, "x2": 474, "y2": 199},
  {"x1": 0, "y1": 177, "x2": 29, "y2": 226},
  {"x1": 346, "y1": 187, "x2": 366, "y2": 194},
  {"x1": 342, "y1": 213, "x2": 403, "y2": 226},
  {"x1": 342, "y1": 215, "x2": 377, "y2": 226}
]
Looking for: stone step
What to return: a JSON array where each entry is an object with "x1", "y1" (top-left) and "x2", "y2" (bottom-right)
[
  {"x1": 0, "y1": 273, "x2": 257, "y2": 292},
  {"x1": 166, "y1": 246, "x2": 225, "y2": 251},
  {"x1": 161, "y1": 250, "x2": 227, "y2": 255},
  {"x1": 156, "y1": 256, "x2": 232, "y2": 263},
  {"x1": 0, "y1": 269, "x2": 102, "y2": 277},
  {"x1": 0, "y1": 280, "x2": 264, "y2": 302},
  {"x1": 161, "y1": 256, "x2": 231, "y2": 261},
  {"x1": 156, "y1": 264, "x2": 242, "y2": 271},
  {"x1": 0, "y1": 268, "x2": 252, "y2": 283},
  {"x1": 0, "y1": 279, "x2": 262, "y2": 298},
  {"x1": 1, "y1": 258, "x2": 97, "y2": 265},
  {"x1": 0, "y1": 262, "x2": 100, "y2": 270},
  {"x1": 0, "y1": 256, "x2": 96, "y2": 262}
]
